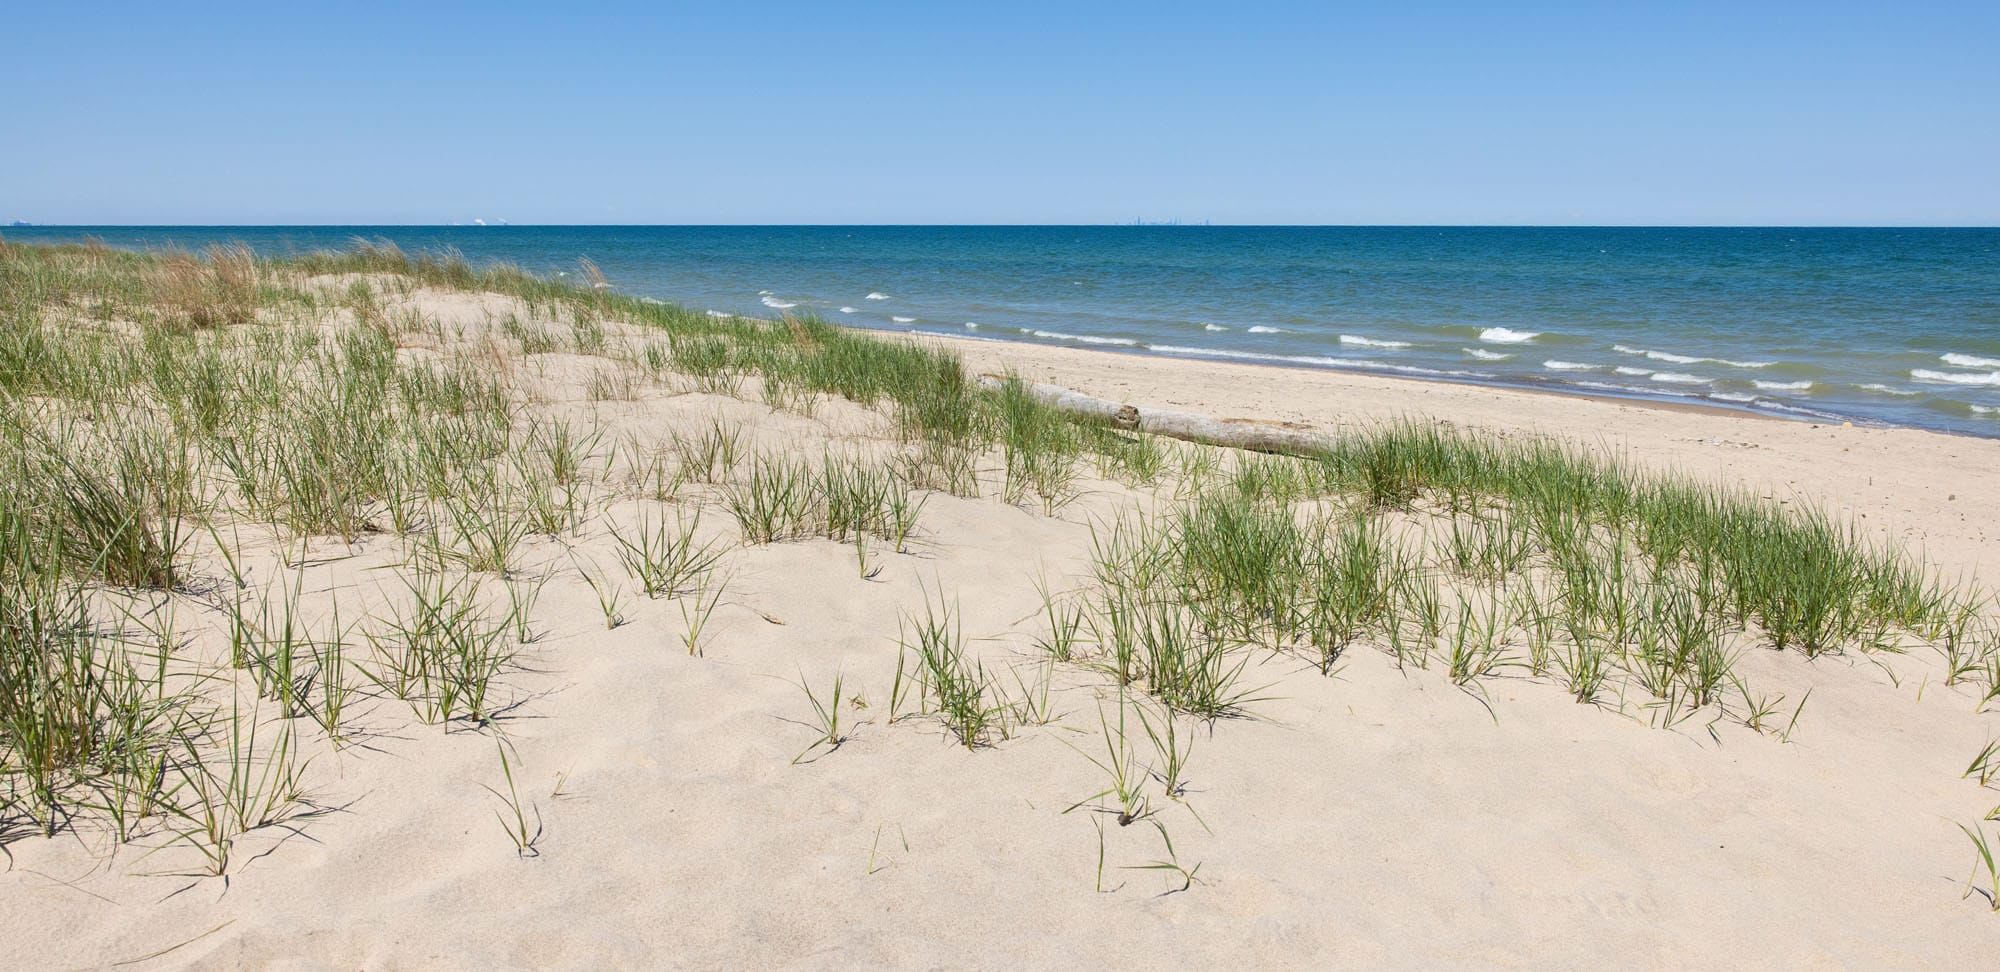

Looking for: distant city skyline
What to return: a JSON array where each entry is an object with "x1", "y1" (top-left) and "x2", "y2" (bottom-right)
[{"x1": 5, "y1": 2, "x2": 1997, "y2": 226}]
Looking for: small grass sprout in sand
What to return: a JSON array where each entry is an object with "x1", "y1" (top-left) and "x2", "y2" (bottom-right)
[
  {"x1": 1064, "y1": 695, "x2": 1153, "y2": 828},
  {"x1": 1960, "y1": 820, "x2": 2000, "y2": 912},
  {"x1": 791, "y1": 669, "x2": 851, "y2": 764},
  {"x1": 678, "y1": 567, "x2": 729, "y2": 656},
  {"x1": 1967, "y1": 739, "x2": 2000, "y2": 788},
  {"x1": 1133, "y1": 700, "x2": 1195, "y2": 801},
  {"x1": 483, "y1": 736, "x2": 544, "y2": 859},
  {"x1": 578, "y1": 565, "x2": 629, "y2": 630}
]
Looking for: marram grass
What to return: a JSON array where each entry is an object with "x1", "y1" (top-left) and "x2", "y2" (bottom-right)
[{"x1": 0, "y1": 238, "x2": 1994, "y2": 896}]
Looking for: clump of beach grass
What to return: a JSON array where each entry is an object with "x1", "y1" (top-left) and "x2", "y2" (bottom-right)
[
  {"x1": 610, "y1": 509, "x2": 721, "y2": 598},
  {"x1": 891, "y1": 593, "x2": 1006, "y2": 749},
  {"x1": 152, "y1": 244, "x2": 259, "y2": 329}
]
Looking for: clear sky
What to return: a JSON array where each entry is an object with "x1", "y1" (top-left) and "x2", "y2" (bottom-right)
[{"x1": 5, "y1": 2, "x2": 1996, "y2": 225}]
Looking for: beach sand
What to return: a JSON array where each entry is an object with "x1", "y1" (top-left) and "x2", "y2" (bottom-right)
[{"x1": 5, "y1": 285, "x2": 1998, "y2": 970}]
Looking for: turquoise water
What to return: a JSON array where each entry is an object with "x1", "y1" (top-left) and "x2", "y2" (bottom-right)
[{"x1": 9, "y1": 226, "x2": 1999, "y2": 436}]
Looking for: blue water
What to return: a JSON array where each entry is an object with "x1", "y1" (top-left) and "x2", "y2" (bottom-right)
[{"x1": 9, "y1": 226, "x2": 2000, "y2": 436}]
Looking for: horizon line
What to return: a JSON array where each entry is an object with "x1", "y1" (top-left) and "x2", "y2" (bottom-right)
[{"x1": 8, "y1": 222, "x2": 2000, "y2": 231}]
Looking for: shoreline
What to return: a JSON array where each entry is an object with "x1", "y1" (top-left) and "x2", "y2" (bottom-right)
[
  {"x1": 778, "y1": 313, "x2": 1999, "y2": 442},
  {"x1": 902, "y1": 324, "x2": 1797, "y2": 426},
  {"x1": 885, "y1": 320, "x2": 2000, "y2": 575}
]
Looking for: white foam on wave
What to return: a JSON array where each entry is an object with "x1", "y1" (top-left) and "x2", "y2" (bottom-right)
[
  {"x1": 1650, "y1": 372, "x2": 1710, "y2": 385},
  {"x1": 1479, "y1": 327, "x2": 1540, "y2": 344},
  {"x1": 1463, "y1": 348, "x2": 1512, "y2": 361},
  {"x1": 1754, "y1": 380, "x2": 1813, "y2": 391},
  {"x1": 1614, "y1": 366, "x2": 1654, "y2": 377},
  {"x1": 1247, "y1": 325, "x2": 1286, "y2": 334},
  {"x1": 704, "y1": 310, "x2": 734, "y2": 319},
  {"x1": 1857, "y1": 383, "x2": 1920, "y2": 396},
  {"x1": 1542, "y1": 360, "x2": 1598, "y2": 371},
  {"x1": 1573, "y1": 379, "x2": 1701, "y2": 400},
  {"x1": 914, "y1": 328, "x2": 1007, "y2": 346},
  {"x1": 1753, "y1": 399, "x2": 1847, "y2": 421},
  {"x1": 1392, "y1": 364, "x2": 1490, "y2": 379},
  {"x1": 1382, "y1": 364, "x2": 1485, "y2": 378},
  {"x1": 964, "y1": 322, "x2": 979, "y2": 329},
  {"x1": 1150, "y1": 344, "x2": 1289, "y2": 363},
  {"x1": 1032, "y1": 329, "x2": 1139, "y2": 347},
  {"x1": 1709, "y1": 392, "x2": 1758, "y2": 403},
  {"x1": 760, "y1": 296, "x2": 797, "y2": 310},
  {"x1": 1612, "y1": 344, "x2": 1772, "y2": 369},
  {"x1": 1971, "y1": 404, "x2": 1999, "y2": 416},
  {"x1": 837, "y1": 306, "x2": 858, "y2": 314},
  {"x1": 1203, "y1": 323, "x2": 1229, "y2": 332},
  {"x1": 640, "y1": 297, "x2": 664, "y2": 306},
  {"x1": 1942, "y1": 353, "x2": 2000, "y2": 369},
  {"x1": 1147, "y1": 344, "x2": 1488, "y2": 379},
  {"x1": 865, "y1": 292, "x2": 892, "y2": 301},
  {"x1": 891, "y1": 316, "x2": 916, "y2": 323},
  {"x1": 1912, "y1": 368, "x2": 2000, "y2": 387},
  {"x1": 1340, "y1": 334, "x2": 1413, "y2": 349}
]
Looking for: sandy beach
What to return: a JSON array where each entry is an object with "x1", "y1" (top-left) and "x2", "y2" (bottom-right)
[
  {"x1": 933, "y1": 332, "x2": 2000, "y2": 572},
  {"x1": 2, "y1": 251, "x2": 1998, "y2": 971}
]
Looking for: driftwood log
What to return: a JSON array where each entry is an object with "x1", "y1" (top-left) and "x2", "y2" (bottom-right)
[{"x1": 975, "y1": 375, "x2": 1332, "y2": 457}]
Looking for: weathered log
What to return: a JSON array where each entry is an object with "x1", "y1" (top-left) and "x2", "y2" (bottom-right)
[{"x1": 975, "y1": 376, "x2": 1332, "y2": 457}]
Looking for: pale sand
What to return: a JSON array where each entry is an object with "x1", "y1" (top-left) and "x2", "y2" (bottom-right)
[{"x1": 5, "y1": 290, "x2": 1999, "y2": 969}]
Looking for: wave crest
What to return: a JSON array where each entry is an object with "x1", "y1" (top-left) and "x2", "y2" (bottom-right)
[
  {"x1": 1340, "y1": 334, "x2": 1413, "y2": 349},
  {"x1": 1032, "y1": 330, "x2": 1139, "y2": 347},
  {"x1": 1612, "y1": 344, "x2": 1772, "y2": 369},
  {"x1": 1912, "y1": 368, "x2": 2000, "y2": 387}
]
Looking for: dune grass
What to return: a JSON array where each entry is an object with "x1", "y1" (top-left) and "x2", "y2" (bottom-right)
[
  {"x1": 1, "y1": 237, "x2": 1994, "y2": 899},
  {"x1": 1050, "y1": 418, "x2": 1981, "y2": 729}
]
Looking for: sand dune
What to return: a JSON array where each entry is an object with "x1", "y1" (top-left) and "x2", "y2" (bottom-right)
[{"x1": 2, "y1": 258, "x2": 1997, "y2": 969}]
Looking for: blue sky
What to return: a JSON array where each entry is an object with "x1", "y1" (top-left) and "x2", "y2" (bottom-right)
[{"x1": 4, "y1": 2, "x2": 1996, "y2": 225}]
